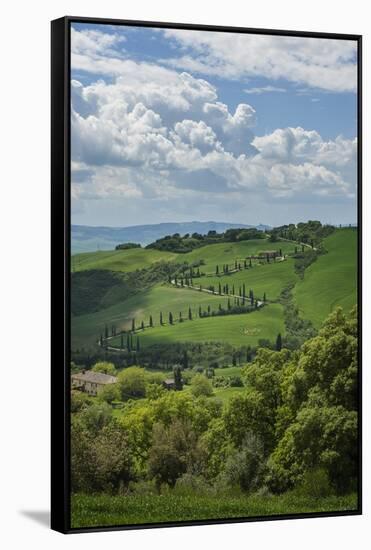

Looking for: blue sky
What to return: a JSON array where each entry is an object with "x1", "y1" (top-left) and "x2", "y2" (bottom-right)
[{"x1": 70, "y1": 23, "x2": 358, "y2": 227}]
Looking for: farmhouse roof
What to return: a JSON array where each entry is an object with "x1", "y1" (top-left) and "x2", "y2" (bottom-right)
[
  {"x1": 163, "y1": 379, "x2": 175, "y2": 385},
  {"x1": 72, "y1": 371, "x2": 117, "y2": 385}
]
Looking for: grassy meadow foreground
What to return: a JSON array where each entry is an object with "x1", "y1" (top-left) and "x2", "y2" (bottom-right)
[{"x1": 70, "y1": 223, "x2": 358, "y2": 528}]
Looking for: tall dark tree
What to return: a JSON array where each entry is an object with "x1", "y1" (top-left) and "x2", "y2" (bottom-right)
[
  {"x1": 131, "y1": 318, "x2": 135, "y2": 332},
  {"x1": 216, "y1": 265, "x2": 219, "y2": 275},
  {"x1": 249, "y1": 258, "x2": 252, "y2": 267},
  {"x1": 126, "y1": 333, "x2": 130, "y2": 352},
  {"x1": 228, "y1": 298, "x2": 231, "y2": 310},
  {"x1": 199, "y1": 305, "x2": 202, "y2": 317},
  {"x1": 218, "y1": 282, "x2": 222, "y2": 295},
  {"x1": 104, "y1": 325, "x2": 108, "y2": 339},
  {"x1": 263, "y1": 292, "x2": 266, "y2": 302},
  {"x1": 182, "y1": 350, "x2": 189, "y2": 370},
  {"x1": 149, "y1": 315, "x2": 153, "y2": 328},
  {"x1": 160, "y1": 311, "x2": 163, "y2": 325},
  {"x1": 141, "y1": 320, "x2": 144, "y2": 330},
  {"x1": 276, "y1": 333, "x2": 282, "y2": 351},
  {"x1": 173, "y1": 365, "x2": 183, "y2": 391},
  {"x1": 179, "y1": 312, "x2": 183, "y2": 323},
  {"x1": 188, "y1": 307, "x2": 192, "y2": 320},
  {"x1": 169, "y1": 312, "x2": 173, "y2": 325}
]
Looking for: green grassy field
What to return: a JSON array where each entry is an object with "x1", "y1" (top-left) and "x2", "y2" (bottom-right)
[
  {"x1": 71, "y1": 248, "x2": 177, "y2": 273},
  {"x1": 294, "y1": 229, "x2": 357, "y2": 327},
  {"x1": 72, "y1": 284, "x2": 228, "y2": 350},
  {"x1": 213, "y1": 386, "x2": 246, "y2": 402},
  {"x1": 71, "y1": 492, "x2": 357, "y2": 528},
  {"x1": 182, "y1": 239, "x2": 296, "y2": 271},
  {"x1": 196, "y1": 257, "x2": 298, "y2": 301},
  {"x1": 109, "y1": 303, "x2": 285, "y2": 348}
]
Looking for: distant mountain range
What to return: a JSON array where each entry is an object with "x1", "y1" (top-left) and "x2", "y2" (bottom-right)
[{"x1": 71, "y1": 221, "x2": 271, "y2": 254}]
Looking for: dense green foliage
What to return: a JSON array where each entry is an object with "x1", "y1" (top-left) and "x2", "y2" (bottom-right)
[
  {"x1": 115, "y1": 243, "x2": 142, "y2": 250},
  {"x1": 71, "y1": 307, "x2": 358, "y2": 526},
  {"x1": 269, "y1": 220, "x2": 335, "y2": 247},
  {"x1": 146, "y1": 227, "x2": 265, "y2": 253}
]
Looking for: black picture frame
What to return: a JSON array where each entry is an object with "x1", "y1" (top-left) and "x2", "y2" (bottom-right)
[{"x1": 51, "y1": 15, "x2": 362, "y2": 534}]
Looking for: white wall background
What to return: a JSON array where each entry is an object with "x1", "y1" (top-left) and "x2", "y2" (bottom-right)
[{"x1": 1, "y1": 0, "x2": 369, "y2": 548}]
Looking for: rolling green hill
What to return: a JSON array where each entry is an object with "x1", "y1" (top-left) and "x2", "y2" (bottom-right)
[
  {"x1": 294, "y1": 228, "x2": 357, "y2": 327},
  {"x1": 71, "y1": 248, "x2": 177, "y2": 273},
  {"x1": 109, "y1": 303, "x2": 285, "y2": 348},
  {"x1": 70, "y1": 228, "x2": 357, "y2": 353},
  {"x1": 72, "y1": 283, "x2": 228, "y2": 349},
  {"x1": 196, "y1": 258, "x2": 298, "y2": 301}
]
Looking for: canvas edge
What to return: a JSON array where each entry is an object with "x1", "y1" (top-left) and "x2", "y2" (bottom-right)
[{"x1": 50, "y1": 15, "x2": 363, "y2": 534}]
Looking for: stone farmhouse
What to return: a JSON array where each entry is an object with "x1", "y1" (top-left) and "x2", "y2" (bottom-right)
[{"x1": 71, "y1": 370, "x2": 117, "y2": 396}]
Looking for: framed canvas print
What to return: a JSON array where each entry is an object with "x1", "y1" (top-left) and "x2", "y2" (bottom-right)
[{"x1": 51, "y1": 16, "x2": 362, "y2": 533}]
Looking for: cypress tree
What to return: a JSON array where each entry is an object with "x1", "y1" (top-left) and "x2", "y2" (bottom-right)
[
  {"x1": 174, "y1": 365, "x2": 183, "y2": 390},
  {"x1": 235, "y1": 260, "x2": 238, "y2": 270},
  {"x1": 199, "y1": 305, "x2": 202, "y2": 317},
  {"x1": 160, "y1": 311, "x2": 163, "y2": 325},
  {"x1": 179, "y1": 312, "x2": 183, "y2": 323},
  {"x1": 249, "y1": 258, "x2": 252, "y2": 267},
  {"x1": 149, "y1": 315, "x2": 153, "y2": 328},
  {"x1": 228, "y1": 298, "x2": 231, "y2": 310},
  {"x1": 276, "y1": 333, "x2": 282, "y2": 351},
  {"x1": 218, "y1": 282, "x2": 222, "y2": 295},
  {"x1": 207, "y1": 305, "x2": 211, "y2": 314},
  {"x1": 243, "y1": 283, "x2": 246, "y2": 298},
  {"x1": 169, "y1": 312, "x2": 173, "y2": 325},
  {"x1": 126, "y1": 333, "x2": 130, "y2": 352},
  {"x1": 188, "y1": 307, "x2": 192, "y2": 320},
  {"x1": 263, "y1": 292, "x2": 266, "y2": 302},
  {"x1": 141, "y1": 320, "x2": 144, "y2": 330},
  {"x1": 131, "y1": 318, "x2": 135, "y2": 332},
  {"x1": 216, "y1": 265, "x2": 219, "y2": 275}
]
